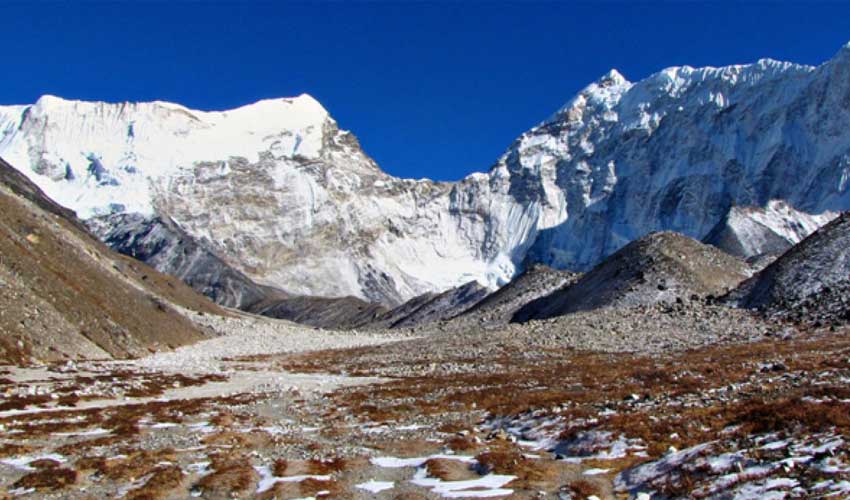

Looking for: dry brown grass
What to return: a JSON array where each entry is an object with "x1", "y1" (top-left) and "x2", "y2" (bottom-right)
[
  {"x1": 306, "y1": 456, "x2": 347, "y2": 475},
  {"x1": 475, "y1": 448, "x2": 524, "y2": 475},
  {"x1": 322, "y1": 329, "x2": 850, "y2": 452},
  {"x1": 371, "y1": 437, "x2": 443, "y2": 457},
  {"x1": 299, "y1": 477, "x2": 341, "y2": 497},
  {"x1": 55, "y1": 434, "x2": 135, "y2": 456},
  {"x1": 0, "y1": 394, "x2": 51, "y2": 412},
  {"x1": 0, "y1": 443, "x2": 33, "y2": 458},
  {"x1": 5, "y1": 411, "x2": 104, "y2": 440},
  {"x1": 272, "y1": 458, "x2": 289, "y2": 476},
  {"x1": 12, "y1": 467, "x2": 77, "y2": 491},
  {"x1": 194, "y1": 454, "x2": 258, "y2": 497},
  {"x1": 568, "y1": 478, "x2": 603, "y2": 498},
  {"x1": 124, "y1": 464, "x2": 184, "y2": 500},
  {"x1": 209, "y1": 412, "x2": 235, "y2": 427},
  {"x1": 96, "y1": 449, "x2": 178, "y2": 482},
  {"x1": 423, "y1": 458, "x2": 474, "y2": 481},
  {"x1": 731, "y1": 397, "x2": 850, "y2": 435},
  {"x1": 28, "y1": 458, "x2": 61, "y2": 469},
  {"x1": 445, "y1": 434, "x2": 479, "y2": 452},
  {"x1": 74, "y1": 455, "x2": 109, "y2": 474},
  {"x1": 475, "y1": 445, "x2": 566, "y2": 490}
]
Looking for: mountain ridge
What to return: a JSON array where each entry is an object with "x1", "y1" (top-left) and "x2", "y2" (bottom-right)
[{"x1": 3, "y1": 42, "x2": 850, "y2": 306}]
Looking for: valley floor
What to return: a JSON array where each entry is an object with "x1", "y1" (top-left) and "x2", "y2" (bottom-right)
[{"x1": 1, "y1": 308, "x2": 849, "y2": 499}]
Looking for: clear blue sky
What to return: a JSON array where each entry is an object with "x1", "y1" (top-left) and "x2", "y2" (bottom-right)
[{"x1": 2, "y1": 2, "x2": 850, "y2": 181}]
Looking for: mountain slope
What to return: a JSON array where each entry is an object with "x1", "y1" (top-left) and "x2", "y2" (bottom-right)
[
  {"x1": 369, "y1": 280, "x2": 490, "y2": 330},
  {"x1": 703, "y1": 201, "x2": 837, "y2": 262},
  {"x1": 725, "y1": 212, "x2": 850, "y2": 326},
  {"x1": 513, "y1": 232, "x2": 750, "y2": 322},
  {"x1": 248, "y1": 295, "x2": 388, "y2": 330},
  {"x1": 3, "y1": 43, "x2": 850, "y2": 304},
  {"x1": 89, "y1": 213, "x2": 416, "y2": 330},
  {"x1": 88, "y1": 213, "x2": 282, "y2": 310},
  {"x1": 447, "y1": 264, "x2": 579, "y2": 328},
  {"x1": 0, "y1": 158, "x2": 217, "y2": 363}
]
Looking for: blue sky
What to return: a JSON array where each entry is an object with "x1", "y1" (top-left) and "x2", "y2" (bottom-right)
[{"x1": 2, "y1": 2, "x2": 850, "y2": 180}]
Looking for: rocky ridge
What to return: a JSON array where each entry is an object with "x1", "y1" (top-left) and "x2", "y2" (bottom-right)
[
  {"x1": 367, "y1": 280, "x2": 491, "y2": 330},
  {"x1": 512, "y1": 231, "x2": 751, "y2": 322},
  {"x1": 444, "y1": 264, "x2": 580, "y2": 329}
]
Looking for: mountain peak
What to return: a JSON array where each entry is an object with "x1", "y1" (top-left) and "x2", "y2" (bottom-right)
[
  {"x1": 232, "y1": 94, "x2": 329, "y2": 121},
  {"x1": 598, "y1": 69, "x2": 628, "y2": 87},
  {"x1": 829, "y1": 40, "x2": 850, "y2": 63}
]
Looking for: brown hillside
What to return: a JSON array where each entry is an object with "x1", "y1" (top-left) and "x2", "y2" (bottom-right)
[{"x1": 0, "y1": 158, "x2": 221, "y2": 363}]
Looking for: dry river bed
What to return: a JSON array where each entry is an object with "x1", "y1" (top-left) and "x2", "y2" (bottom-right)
[{"x1": 1, "y1": 312, "x2": 850, "y2": 499}]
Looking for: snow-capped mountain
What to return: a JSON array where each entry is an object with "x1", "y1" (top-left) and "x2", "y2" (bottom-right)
[
  {"x1": 511, "y1": 47, "x2": 849, "y2": 270},
  {"x1": 0, "y1": 94, "x2": 525, "y2": 305},
  {"x1": 2, "y1": 43, "x2": 850, "y2": 305}
]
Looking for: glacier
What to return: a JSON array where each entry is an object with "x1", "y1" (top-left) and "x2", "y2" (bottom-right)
[{"x1": 2, "y1": 43, "x2": 850, "y2": 305}]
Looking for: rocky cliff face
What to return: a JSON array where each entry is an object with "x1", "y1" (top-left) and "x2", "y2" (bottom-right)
[
  {"x1": 87, "y1": 213, "x2": 282, "y2": 310},
  {"x1": 3, "y1": 44, "x2": 850, "y2": 305}
]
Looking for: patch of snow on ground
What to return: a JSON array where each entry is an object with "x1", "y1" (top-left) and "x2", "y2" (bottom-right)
[
  {"x1": 410, "y1": 467, "x2": 515, "y2": 498},
  {"x1": 355, "y1": 480, "x2": 395, "y2": 493},
  {"x1": 371, "y1": 454, "x2": 477, "y2": 468},
  {"x1": 253, "y1": 465, "x2": 331, "y2": 493},
  {"x1": 51, "y1": 427, "x2": 111, "y2": 437}
]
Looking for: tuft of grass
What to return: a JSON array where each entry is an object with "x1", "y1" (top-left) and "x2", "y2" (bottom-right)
[
  {"x1": 423, "y1": 458, "x2": 473, "y2": 481},
  {"x1": 306, "y1": 456, "x2": 346, "y2": 475},
  {"x1": 476, "y1": 445, "x2": 564, "y2": 490},
  {"x1": 299, "y1": 477, "x2": 340, "y2": 497},
  {"x1": 446, "y1": 434, "x2": 479, "y2": 452},
  {"x1": 0, "y1": 443, "x2": 32, "y2": 458},
  {"x1": 272, "y1": 458, "x2": 289, "y2": 477},
  {"x1": 568, "y1": 479, "x2": 603, "y2": 498},
  {"x1": 28, "y1": 458, "x2": 61, "y2": 469}
]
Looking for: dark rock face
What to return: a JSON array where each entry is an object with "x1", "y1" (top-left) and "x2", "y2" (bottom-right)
[
  {"x1": 513, "y1": 232, "x2": 751, "y2": 322},
  {"x1": 725, "y1": 212, "x2": 850, "y2": 326},
  {"x1": 370, "y1": 281, "x2": 491, "y2": 329},
  {"x1": 452, "y1": 265, "x2": 580, "y2": 328},
  {"x1": 88, "y1": 214, "x2": 280, "y2": 310}
]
